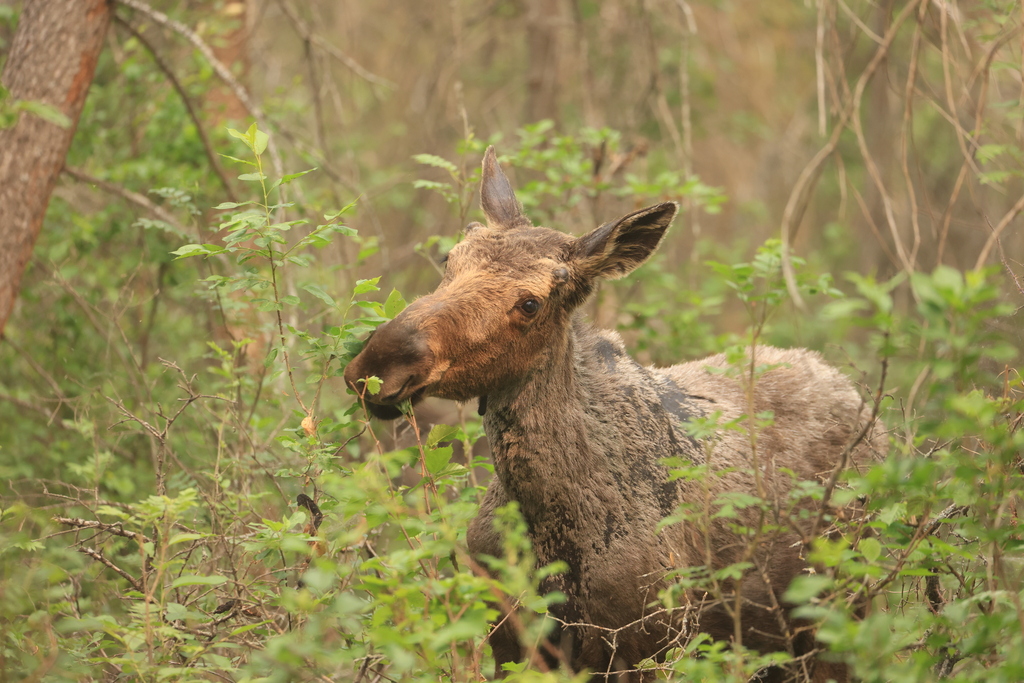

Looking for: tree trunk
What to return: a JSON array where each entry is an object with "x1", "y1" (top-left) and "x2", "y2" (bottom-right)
[
  {"x1": 524, "y1": 0, "x2": 562, "y2": 124},
  {"x1": 205, "y1": 0, "x2": 250, "y2": 123},
  {"x1": 0, "y1": 0, "x2": 111, "y2": 335}
]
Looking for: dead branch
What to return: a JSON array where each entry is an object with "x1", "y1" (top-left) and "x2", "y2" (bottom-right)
[
  {"x1": 780, "y1": 0, "x2": 928, "y2": 309},
  {"x1": 52, "y1": 516, "x2": 153, "y2": 544},
  {"x1": 114, "y1": 0, "x2": 284, "y2": 181},
  {"x1": 63, "y1": 166, "x2": 192, "y2": 238},
  {"x1": 79, "y1": 546, "x2": 143, "y2": 592},
  {"x1": 272, "y1": 0, "x2": 394, "y2": 89},
  {"x1": 112, "y1": 15, "x2": 238, "y2": 203},
  {"x1": 975, "y1": 192, "x2": 1024, "y2": 270}
]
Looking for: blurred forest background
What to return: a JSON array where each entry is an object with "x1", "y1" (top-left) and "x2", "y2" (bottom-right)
[{"x1": 1, "y1": 0, "x2": 1023, "y2": 681}]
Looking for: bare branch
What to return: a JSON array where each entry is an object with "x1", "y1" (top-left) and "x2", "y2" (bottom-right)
[
  {"x1": 975, "y1": 177, "x2": 1024, "y2": 269},
  {"x1": 63, "y1": 166, "x2": 192, "y2": 239},
  {"x1": 780, "y1": 0, "x2": 927, "y2": 309},
  {"x1": 79, "y1": 546, "x2": 144, "y2": 592},
  {"x1": 272, "y1": 0, "x2": 394, "y2": 89},
  {"x1": 114, "y1": 0, "x2": 284, "y2": 180},
  {"x1": 112, "y1": 15, "x2": 238, "y2": 203},
  {"x1": 53, "y1": 516, "x2": 153, "y2": 544}
]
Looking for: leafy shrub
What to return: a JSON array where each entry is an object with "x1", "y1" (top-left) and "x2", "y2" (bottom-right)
[{"x1": 1, "y1": 125, "x2": 1023, "y2": 683}]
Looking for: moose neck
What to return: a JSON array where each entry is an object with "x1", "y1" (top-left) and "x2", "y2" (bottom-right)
[
  {"x1": 483, "y1": 314, "x2": 600, "y2": 479},
  {"x1": 482, "y1": 314, "x2": 685, "y2": 529}
]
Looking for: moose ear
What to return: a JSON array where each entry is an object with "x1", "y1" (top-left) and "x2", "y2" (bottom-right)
[
  {"x1": 571, "y1": 202, "x2": 678, "y2": 280},
  {"x1": 480, "y1": 146, "x2": 530, "y2": 229}
]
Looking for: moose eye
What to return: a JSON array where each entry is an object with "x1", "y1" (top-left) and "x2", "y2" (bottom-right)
[{"x1": 518, "y1": 298, "x2": 541, "y2": 316}]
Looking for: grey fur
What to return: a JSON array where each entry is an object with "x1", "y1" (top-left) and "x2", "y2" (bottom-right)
[{"x1": 467, "y1": 325, "x2": 873, "y2": 681}]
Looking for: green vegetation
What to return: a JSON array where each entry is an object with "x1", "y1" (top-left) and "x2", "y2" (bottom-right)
[{"x1": 2, "y1": 1, "x2": 1023, "y2": 681}]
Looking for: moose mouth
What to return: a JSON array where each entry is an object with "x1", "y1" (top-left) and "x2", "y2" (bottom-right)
[
  {"x1": 358, "y1": 387, "x2": 427, "y2": 421},
  {"x1": 376, "y1": 374, "x2": 421, "y2": 405}
]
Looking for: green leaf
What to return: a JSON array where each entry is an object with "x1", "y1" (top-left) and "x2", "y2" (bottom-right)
[
  {"x1": 18, "y1": 100, "x2": 71, "y2": 128},
  {"x1": 412, "y1": 179, "x2": 451, "y2": 191},
  {"x1": 238, "y1": 172, "x2": 266, "y2": 182},
  {"x1": 279, "y1": 168, "x2": 316, "y2": 184},
  {"x1": 302, "y1": 284, "x2": 336, "y2": 307},
  {"x1": 413, "y1": 153, "x2": 458, "y2": 174},
  {"x1": 280, "y1": 295, "x2": 301, "y2": 306},
  {"x1": 164, "y1": 602, "x2": 191, "y2": 622},
  {"x1": 252, "y1": 127, "x2": 269, "y2": 156},
  {"x1": 424, "y1": 446, "x2": 453, "y2": 474},
  {"x1": 898, "y1": 568, "x2": 935, "y2": 577},
  {"x1": 859, "y1": 537, "x2": 882, "y2": 563},
  {"x1": 96, "y1": 505, "x2": 130, "y2": 520},
  {"x1": 171, "y1": 244, "x2": 208, "y2": 259},
  {"x1": 168, "y1": 533, "x2": 207, "y2": 547},
  {"x1": 255, "y1": 299, "x2": 282, "y2": 312},
  {"x1": 354, "y1": 301, "x2": 384, "y2": 316},
  {"x1": 324, "y1": 198, "x2": 359, "y2": 222},
  {"x1": 219, "y1": 153, "x2": 256, "y2": 166},
  {"x1": 359, "y1": 376, "x2": 382, "y2": 396},
  {"x1": 427, "y1": 424, "x2": 460, "y2": 448},
  {"x1": 226, "y1": 620, "x2": 273, "y2": 637},
  {"x1": 227, "y1": 127, "x2": 253, "y2": 151},
  {"x1": 782, "y1": 574, "x2": 833, "y2": 603},
  {"x1": 383, "y1": 288, "x2": 407, "y2": 319},
  {"x1": 170, "y1": 574, "x2": 227, "y2": 588},
  {"x1": 353, "y1": 278, "x2": 380, "y2": 295}
]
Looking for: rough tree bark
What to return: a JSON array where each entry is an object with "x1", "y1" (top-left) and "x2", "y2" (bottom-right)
[{"x1": 0, "y1": 0, "x2": 111, "y2": 335}]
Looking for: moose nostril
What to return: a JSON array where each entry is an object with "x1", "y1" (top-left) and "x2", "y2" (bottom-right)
[{"x1": 344, "y1": 323, "x2": 433, "y2": 403}]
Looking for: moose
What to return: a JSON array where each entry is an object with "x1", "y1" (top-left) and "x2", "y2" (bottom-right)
[{"x1": 344, "y1": 148, "x2": 877, "y2": 682}]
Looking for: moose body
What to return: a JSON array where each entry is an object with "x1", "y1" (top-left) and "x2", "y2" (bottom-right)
[{"x1": 344, "y1": 148, "x2": 875, "y2": 681}]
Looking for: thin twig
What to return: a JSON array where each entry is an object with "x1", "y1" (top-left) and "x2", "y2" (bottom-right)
[
  {"x1": 974, "y1": 179, "x2": 1024, "y2": 269},
  {"x1": 938, "y1": 1, "x2": 984, "y2": 181},
  {"x1": 815, "y1": 0, "x2": 828, "y2": 136},
  {"x1": 272, "y1": 0, "x2": 394, "y2": 89},
  {"x1": 115, "y1": 0, "x2": 284, "y2": 181},
  {"x1": 900, "y1": 0, "x2": 929, "y2": 270},
  {"x1": 79, "y1": 546, "x2": 144, "y2": 592},
  {"x1": 63, "y1": 166, "x2": 192, "y2": 238},
  {"x1": 112, "y1": 14, "x2": 238, "y2": 202},
  {"x1": 808, "y1": 344, "x2": 888, "y2": 542},
  {"x1": 2, "y1": 336, "x2": 69, "y2": 425},
  {"x1": 19, "y1": 620, "x2": 59, "y2": 683},
  {"x1": 52, "y1": 516, "x2": 153, "y2": 544},
  {"x1": 674, "y1": 0, "x2": 700, "y2": 263},
  {"x1": 837, "y1": 0, "x2": 882, "y2": 44},
  {"x1": 780, "y1": 0, "x2": 927, "y2": 309},
  {"x1": 939, "y1": 22, "x2": 1022, "y2": 268},
  {"x1": 850, "y1": 85, "x2": 916, "y2": 276}
]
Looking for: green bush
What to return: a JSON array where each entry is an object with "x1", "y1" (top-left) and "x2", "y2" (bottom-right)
[{"x1": 2, "y1": 125, "x2": 1023, "y2": 683}]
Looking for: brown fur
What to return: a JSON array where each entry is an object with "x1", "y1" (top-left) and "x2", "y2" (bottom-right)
[{"x1": 344, "y1": 148, "x2": 876, "y2": 682}]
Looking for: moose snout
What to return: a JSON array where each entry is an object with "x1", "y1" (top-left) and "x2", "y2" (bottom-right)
[{"x1": 343, "y1": 317, "x2": 435, "y2": 410}]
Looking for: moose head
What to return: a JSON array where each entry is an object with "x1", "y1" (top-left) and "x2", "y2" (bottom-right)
[{"x1": 344, "y1": 147, "x2": 677, "y2": 417}]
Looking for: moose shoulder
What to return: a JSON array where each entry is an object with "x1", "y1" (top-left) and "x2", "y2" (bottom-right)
[{"x1": 344, "y1": 147, "x2": 877, "y2": 682}]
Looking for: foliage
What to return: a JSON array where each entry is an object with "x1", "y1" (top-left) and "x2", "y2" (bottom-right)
[
  {"x1": 1, "y1": 118, "x2": 1022, "y2": 682},
  {"x1": 2, "y1": 0, "x2": 1024, "y2": 681}
]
